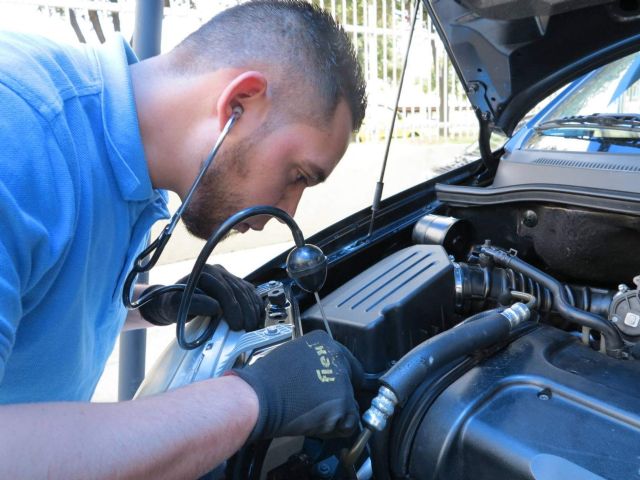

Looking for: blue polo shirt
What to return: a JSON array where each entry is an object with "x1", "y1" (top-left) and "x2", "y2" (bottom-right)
[{"x1": 0, "y1": 33, "x2": 169, "y2": 403}]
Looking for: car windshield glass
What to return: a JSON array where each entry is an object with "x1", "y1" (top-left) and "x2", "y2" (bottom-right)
[
  {"x1": 526, "y1": 52, "x2": 640, "y2": 151},
  {"x1": 547, "y1": 52, "x2": 640, "y2": 120}
]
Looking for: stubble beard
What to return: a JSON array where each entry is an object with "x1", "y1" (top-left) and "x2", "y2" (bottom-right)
[{"x1": 182, "y1": 140, "x2": 251, "y2": 240}]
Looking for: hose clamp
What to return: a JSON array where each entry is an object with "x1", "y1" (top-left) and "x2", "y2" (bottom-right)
[
  {"x1": 452, "y1": 262, "x2": 464, "y2": 310},
  {"x1": 500, "y1": 302, "x2": 531, "y2": 329}
]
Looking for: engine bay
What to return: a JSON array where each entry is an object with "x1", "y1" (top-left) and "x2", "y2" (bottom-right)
[{"x1": 136, "y1": 195, "x2": 640, "y2": 479}]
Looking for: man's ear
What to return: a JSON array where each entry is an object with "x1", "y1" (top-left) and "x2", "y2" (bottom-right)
[{"x1": 216, "y1": 71, "x2": 268, "y2": 130}]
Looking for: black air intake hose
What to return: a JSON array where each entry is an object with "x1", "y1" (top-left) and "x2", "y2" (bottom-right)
[
  {"x1": 481, "y1": 246, "x2": 627, "y2": 359},
  {"x1": 342, "y1": 303, "x2": 532, "y2": 474},
  {"x1": 379, "y1": 308, "x2": 516, "y2": 405},
  {"x1": 455, "y1": 262, "x2": 614, "y2": 317}
]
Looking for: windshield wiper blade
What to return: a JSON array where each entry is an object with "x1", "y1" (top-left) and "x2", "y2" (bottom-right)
[{"x1": 536, "y1": 114, "x2": 640, "y2": 132}]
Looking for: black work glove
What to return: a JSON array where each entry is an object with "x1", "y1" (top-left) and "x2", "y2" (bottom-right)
[
  {"x1": 139, "y1": 265, "x2": 265, "y2": 331},
  {"x1": 230, "y1": 330, "x2": 364, "y2": 443}
]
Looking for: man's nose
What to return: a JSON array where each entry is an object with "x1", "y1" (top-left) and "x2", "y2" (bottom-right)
[{"x1": 278, "y1": 186, "x2": 304, "y2": 219}]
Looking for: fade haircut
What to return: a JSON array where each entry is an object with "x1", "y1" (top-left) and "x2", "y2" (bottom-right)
[{"x1": 170, "y1": 0, "x2": 367, "y2": 130}]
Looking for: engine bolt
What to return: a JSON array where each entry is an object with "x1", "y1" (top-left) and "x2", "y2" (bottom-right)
[
  {"x1": 522, "y1": 210, "x2": 538, "y2": 228},
  {"x1": 266, "y1": 325, "x2": 278, "y2": 335},
  {"x1": 537, "y1": 388, "x2": 552, "y2": 401}
]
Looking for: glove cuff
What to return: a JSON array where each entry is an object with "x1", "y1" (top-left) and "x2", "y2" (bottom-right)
[{"x1": 139, "y1": 285, "x2": 173, "y2": 326}]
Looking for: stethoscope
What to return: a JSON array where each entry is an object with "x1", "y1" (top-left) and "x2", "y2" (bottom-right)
[
  {"x1": 122, "y1": 105, "x2": 330, "y2": 350},
  {"x1": 122, "y1": 106, "x2": 244, "y2": 312}
]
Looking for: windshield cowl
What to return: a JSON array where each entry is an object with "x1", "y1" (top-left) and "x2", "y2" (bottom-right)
[{"x1": 536, "y1": 113, "x2": 640, "y2": 132}]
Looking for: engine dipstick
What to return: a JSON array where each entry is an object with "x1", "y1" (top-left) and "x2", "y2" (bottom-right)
[{"x1": 314, "y1": 291, "x2": 333, "y2": 340}]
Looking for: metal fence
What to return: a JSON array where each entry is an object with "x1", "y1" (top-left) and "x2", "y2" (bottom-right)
[
  {"x1": 3, "y1": 0, "x2": 478, "y2": 142},
  {"x1": 317, "y1": 0, "x2": 477, "y2": 142}
]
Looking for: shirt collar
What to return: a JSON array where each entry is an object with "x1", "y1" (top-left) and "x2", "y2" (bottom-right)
[{"x1": 95, "y1": 35, "x2": 157, "y2": 202}]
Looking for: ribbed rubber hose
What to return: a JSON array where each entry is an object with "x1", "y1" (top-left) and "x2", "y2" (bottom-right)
[{"x1": 480, "y1": 246, "x2": 626, "y2": 359}]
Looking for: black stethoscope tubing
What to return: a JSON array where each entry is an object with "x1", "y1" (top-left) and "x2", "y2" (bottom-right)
[
  {"x1": 122, "y1": 107, "x2": 243, "y2": 311},
  {"x1": 176, "y1": 205, "x2": 304, "y2": 349},
  {"x1": 120, "y1": 106, "x2": 310, "y2": 351}
]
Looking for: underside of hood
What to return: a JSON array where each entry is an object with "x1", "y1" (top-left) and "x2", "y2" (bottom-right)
[{"x1": 424, "y1": 0, "x2": 640, "y2": 136}]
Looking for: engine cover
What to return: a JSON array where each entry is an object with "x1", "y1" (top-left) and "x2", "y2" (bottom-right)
[
  {"x1": 303, "y1": 245, "x2": 454, "y2": 374},
  {"x1": 400, "y1": 325, "x2": 640, "y2": 480}
]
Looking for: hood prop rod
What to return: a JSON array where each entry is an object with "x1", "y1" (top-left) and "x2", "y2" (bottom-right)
[{"x1": 366, "y1": 0, "x2": 421, "y2": 239}]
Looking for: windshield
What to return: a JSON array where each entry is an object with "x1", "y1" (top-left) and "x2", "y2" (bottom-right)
[{"x1": 524, "y1": 52, "x2": 640, "y2": 153}]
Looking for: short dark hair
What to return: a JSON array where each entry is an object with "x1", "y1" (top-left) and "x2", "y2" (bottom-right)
[{"x1": 170, "y1": 0, "x2": 367, "y2": 130}]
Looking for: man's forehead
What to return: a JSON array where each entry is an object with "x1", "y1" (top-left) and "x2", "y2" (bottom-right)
[{"x1": 308, "y1": 121, "x2": 352, "y2": 179}]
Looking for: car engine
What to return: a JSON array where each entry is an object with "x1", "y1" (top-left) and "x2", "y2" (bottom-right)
[
  {"x1": 299, "y1": 213, "x2": 640, "y2": 480},
  {"x1": 138, "y1": 202, "x2": 640, "y2": 479}
]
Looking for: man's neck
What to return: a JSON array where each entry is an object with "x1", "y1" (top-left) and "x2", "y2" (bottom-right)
[{"x1": 130, "y1": 58, "x2": 202, "y2": 197}]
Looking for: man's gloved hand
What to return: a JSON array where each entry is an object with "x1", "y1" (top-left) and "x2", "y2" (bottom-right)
[
  {"x1": 139, "y1": 265, "x2": 265, "y2": 331},
  {"x1": 229, "y1": 330, "x2": 364, "y2": 443}
]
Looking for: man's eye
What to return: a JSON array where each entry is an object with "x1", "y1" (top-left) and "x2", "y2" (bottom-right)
[{"x1": 296, "y1": 172, "x2": 309, "y2": 186}]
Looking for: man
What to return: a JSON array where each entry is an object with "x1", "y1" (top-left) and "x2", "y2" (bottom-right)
[{"x1": 0, "y1": 0, "x2": 367, "y2": 477}]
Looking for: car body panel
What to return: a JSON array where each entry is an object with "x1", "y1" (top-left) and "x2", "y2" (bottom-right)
[{"x1": 425, "y1": 0, "x2": 640, "y2": 135}]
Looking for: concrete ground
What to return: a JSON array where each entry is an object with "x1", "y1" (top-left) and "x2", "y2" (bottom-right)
[
  {"x1": 149, "y1": 140, "x2": 471, "y2": 262},
  {"x1": 92, "y1": 140, "x2": 469, "y2": 402}
]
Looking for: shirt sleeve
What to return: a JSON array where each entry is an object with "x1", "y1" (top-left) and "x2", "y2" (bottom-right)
[{"x1": 0, "y1": 83, "x2": 75, "y2": 380}]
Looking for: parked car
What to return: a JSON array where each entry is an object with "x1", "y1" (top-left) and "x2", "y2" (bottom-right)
[{"x1": 139, "y1": 1, "x2": 640, "y2": 478}]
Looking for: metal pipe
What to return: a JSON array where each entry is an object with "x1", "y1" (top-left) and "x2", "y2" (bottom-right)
[
  {"x1": 510, "y1": 290, "x2": 537, "y2": 310},
  {"x1": 132, "y1": 0, "x2": 164, "y2": 60},
  {"x1": 118, "y1": 0, "x2": 164, "y2": 402},
  {"x1": 117, "y1": 329, "x2": 147, "y2": 401}
]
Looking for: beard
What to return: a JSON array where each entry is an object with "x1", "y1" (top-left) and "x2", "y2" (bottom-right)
[{"x1": 181, "y1": 139, "x2": 252, "y2": 240}]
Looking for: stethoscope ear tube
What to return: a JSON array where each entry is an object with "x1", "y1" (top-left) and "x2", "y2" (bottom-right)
[
  {"x1": 122, "y1": 229, "x2": 174, "y2": 309},
  {"x1": 121, "y1": 105, "x2": 323, "y2": 351},
  {"x1": 122, "y1": 108, "x2": 243, "y2": 311}
]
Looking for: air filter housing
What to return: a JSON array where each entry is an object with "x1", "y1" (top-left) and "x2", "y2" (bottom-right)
[{"x1": 303, "y1": 245, "x2": 455, "y2": 374}]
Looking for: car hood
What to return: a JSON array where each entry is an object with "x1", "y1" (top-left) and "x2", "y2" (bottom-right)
[{"x1": 424, "y1": 0, "x2": 640, "y2": 136}]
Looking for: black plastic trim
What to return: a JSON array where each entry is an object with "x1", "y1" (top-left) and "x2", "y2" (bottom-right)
[{"x1": 436, "y1": 183, "x2": 640, "y2": 215}]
